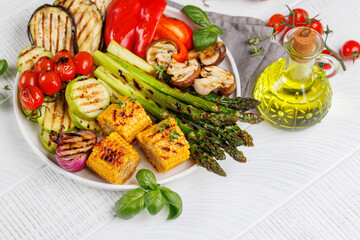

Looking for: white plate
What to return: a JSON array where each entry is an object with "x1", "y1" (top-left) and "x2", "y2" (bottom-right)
[{"x1": 13, "y1": 6, "x2": 241, "y2": 191}]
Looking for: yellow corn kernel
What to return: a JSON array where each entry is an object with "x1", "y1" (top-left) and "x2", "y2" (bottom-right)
[
  {"x1": 86, "y1": 132, "x2": 140, "y2": 184},
  {"x1": 136, "y1": 118, "x2": 190, "y2": 172},
  {"x1": 96, "y1": 97, "x2": 152, "y2": 143}
]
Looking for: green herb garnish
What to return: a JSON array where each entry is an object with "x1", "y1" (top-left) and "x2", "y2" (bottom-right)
[
  {"x1": 114, "y1": 96, "x2": 136, "y2": 108},
  {"x1": 0, "y1": 59, "x2": 8, "y2": 76},
  {"x1": 115, "y1": 169, "x2": 182, "y2": 220},
  {"x1": 153, "y1": 121, "x2": 180, "y2": 141},
  {"x1": 182, "y1": 5, "x2": 223, "y2": 51},
  {"x1": 3, "y1": 85, "x2": 10, "y2": 90}
]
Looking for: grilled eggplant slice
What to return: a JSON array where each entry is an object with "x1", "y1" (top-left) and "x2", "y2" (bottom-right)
[
  {"x1": 54, "y1": 0, "x2": 103, "y2": 54},
  {"x1": 17, "y1": 46, "x2": 53, "y2": 73},
  {"x1": 90, "y1": 0, "x2": 112, "y2": 19},
  {"x1": 28, "y1": 4, "x2": 78, "y2": 55},
  {"x1": 65, "y1": 76, "x2": 110, "y2": 120},
  {"x1": 37, "y1": 94, "x2": 76, "y2": 133}
]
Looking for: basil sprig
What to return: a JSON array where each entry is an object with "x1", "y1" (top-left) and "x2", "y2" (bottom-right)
[
  {"x1": 182, "y1": 5, "x2": 223, "y2": 51},
  {"x1": 115, "y1": 169, "x2": 183, "y2": 220}
]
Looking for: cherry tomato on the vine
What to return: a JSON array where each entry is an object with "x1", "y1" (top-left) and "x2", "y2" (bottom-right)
[
  {"x1": 267, "y1": 14, "x2": 286, "y2": 33},
  {"x1": 54, "y1": 57, "x2": 76, "y2": 81},
  {"x1": 34, "y1": 56, "x2": 54, "y2": 74},
  {"x1": 73, "y1": 51, "x2": 94, "y2": 75},
  {"x1": 308, "y1": 19, "x2": 323, "y2": 35},
  {"x1": 340, "y1": 40, "x2": 360, "y2": 61},
  {"x1": 18, "y1": 70, "x2": 38, "y2": 90},
  {"x1": 20, "y1": 86, "x2": 44, "y2": 111},
  {"x1": 38, "y1": 71, "x2": 62, "y2": 96},
  {"x1": 53, "y1": 50, "x2": 73, "y2": 63},
  {"x1": 320, "y1": 49, "x2": 337, "y2": 70},
  {"x1": 288, "y1": 8, "x2": 309, "y2": 26}
]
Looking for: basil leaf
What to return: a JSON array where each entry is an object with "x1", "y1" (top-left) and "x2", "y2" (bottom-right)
[
  {"x1": 0, "y1": 59, "x2": 8, "y2": 76},
  {"x1": 209, "y1": 24, "x2": 223, "y2": 35},
  {"x1": 145, "y1": 189, "x2": 165, "y2": 215},
  {"x1": 181, "y1": 5, "x2": 210, "y2": 28},
  {"x1": 136, "y1": 169, "x2": 157, "y2": 190},
  {"x1": 159, "y1": 187, "x2": 182, "y2": 220},
  {"x1": 115, "y1": 188, "x2": 145, "y2": 219},
  {"x1": 193, "y1": 29, "x2": 218, "y2": 51}
]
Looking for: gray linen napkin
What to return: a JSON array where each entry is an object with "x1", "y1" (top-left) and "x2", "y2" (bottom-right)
[{"x1": 167, "y1": 1, "x2": 287, "y2": 97}]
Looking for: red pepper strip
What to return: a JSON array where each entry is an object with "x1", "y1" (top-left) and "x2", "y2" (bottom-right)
[
  {"x1": 132, "y1": 0, "x2": 167, "y2": 58},
  {"x1": 104, "y1": 0, "x2": 142, "y2": 48},
  {"x1": 158, "y1": 15, "x2": 194, "y2": 50},
  {"x1": 153, "y1": 24, "x2": 188, "y2": 63}
]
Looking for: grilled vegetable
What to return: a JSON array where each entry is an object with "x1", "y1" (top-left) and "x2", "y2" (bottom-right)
[
  {"x1": 65, "y1": 76, "x2": 110, "y2": 120},
  {"x1": 86, "y1": 132, "x2": 141, "y2": 184},
  {"x1": 136, "y1": 118, "x2": 190, "y2": 173},
  {"x1": 96, "y1": 98, "x2": 152, "y2": 143},
  {"x1": 50, "y1": 127, "x2": 97, "y2": 172},
  {"x1": 54, "y1": 0, "x2": 103, "y2": 54},
  {"x1": 28, "y1": 4, "x2": 78, "y2": 55},
  {"x1": 90, "y1": 0, "x2": 112, "y2": 19},
  {"x1": 98, "y1": 79, "x2": 123, "y2": 102},
  {"x1": 37, "y1": 94, "x2": 76, "y2": 133},
  {"x1": 198, "y1": 42, "x2": 226, "y2": 66},
  {"x1": 68, "y1": 110, "x2": 101, "y2": 132},
  {"x1": 21, "y1": 105, "x2": 38, "y2": 123},
  {"x1": 193, "y1": 66, "x2": 236, "y2": 96},
  {"x1": 17, "y1": 46, "x2": 53, "y2": 73},
  {"x1": 166, "y1": 58, "x2": 201, "y2": 88},
  {"x1": 41, "y1": 129, "x2": 58, "y2": 153},
  {"x1": 145, "y1": 39, "x2": 178, "y2": 69}
]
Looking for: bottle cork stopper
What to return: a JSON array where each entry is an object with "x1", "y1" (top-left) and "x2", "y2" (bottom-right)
[{"x1": 293, "y1": 28, "x2": 316, "y2": 54}]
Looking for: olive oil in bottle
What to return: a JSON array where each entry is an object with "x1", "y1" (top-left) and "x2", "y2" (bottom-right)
[{"x1": 253, "y1": 27, "x2": 339, "y2": 131}]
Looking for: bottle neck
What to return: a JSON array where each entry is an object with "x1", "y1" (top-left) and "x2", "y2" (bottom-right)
[{"x1": 283, "y1": 55, "x2": 315, "y2": 83}]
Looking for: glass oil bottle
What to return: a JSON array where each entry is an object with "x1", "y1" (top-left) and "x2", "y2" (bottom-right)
[{"x1": 253, "y1": 27, "x2": 339, "y2": 131}]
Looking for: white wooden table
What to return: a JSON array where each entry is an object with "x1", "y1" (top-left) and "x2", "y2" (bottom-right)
[{"x1": 1, "y1": 0, "x2": 360, "y2": 239}]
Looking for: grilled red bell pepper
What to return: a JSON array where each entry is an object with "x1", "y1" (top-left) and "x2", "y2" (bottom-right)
[
  {"x1": 104, "y1": 0, "x2": 167, "y2": 58},
  {"x1": 153, "y1": 24, "x2": 188, "y2": 63},
  {"x1": 158, "y1": 15, "x2": 193, "y2": 50}
]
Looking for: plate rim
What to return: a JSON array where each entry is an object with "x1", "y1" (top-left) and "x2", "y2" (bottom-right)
[{"x1": 13, "y1": 5, "x2": 241, "y2": 191}]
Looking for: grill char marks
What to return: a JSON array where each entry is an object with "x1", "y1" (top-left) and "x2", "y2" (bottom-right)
[
  {"x1": 28, "y1": 4, "x2": 78, "y2": 55},
  {"x1": 54, "y1": 0, "x2": 103, "y2": 53}
]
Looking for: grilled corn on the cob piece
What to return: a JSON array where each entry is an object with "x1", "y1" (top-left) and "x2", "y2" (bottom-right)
[
  {"x1": 136, "y1": 118, "x2": 190, "y2": 172},
  {"x1": 97, "y1": 97, "x2": 152, "y2": 143},
  {"x1": 86, "y1": 132, "x2": 140, "y2": 184}
]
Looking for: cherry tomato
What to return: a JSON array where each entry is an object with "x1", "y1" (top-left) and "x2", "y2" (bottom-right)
[
  {"x1": 54, "y1": 57, "x2": 76, "y2": 81},
  {"x1": 267, "y1": 14, "x2": 286, "y2": 33},
  {"x1": 20, "y1": 86, "x2": 44, "y2": 111},
  {"x1": 282, "y1": 27, "x2": 293, "y2": 39},
  {"x1": 308, "y1": 20, "x2": 323, "y2": 35},
  {"x1": 320, "y1": 50, "x2": 336, "y2": 70},
  {"x1": 73, "y1": 51, "x2": 93, "y2": 75},
  {"x1": 34, "y1": 56, "x2": 54, "y2": 74},
  {"x1": 38, "y1": 71, "x2": 62, "y2": 95},
  {"x1": 53, "y1": 50, "x2": 73, "y2": 63},
  {"x1": 18, "y1": 71, "x2": 38, "y2": 90},
  {"x1": 340, "y1": 40, "x2": 360, "y2": 61},
  {"x1": 288, "y1": 8, "x2": 309, "y2": 25}
]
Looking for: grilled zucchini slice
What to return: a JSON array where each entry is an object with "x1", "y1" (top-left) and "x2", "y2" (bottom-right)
[
  {"x1": 68, "y1": 110, "x2": 101, "y2": 132},
  {"x1": 41, "y1": 129, "x2": 57, "y2": 153},
  {"x1": 65, "y1": 76, "x2": 110, "y2": 120},
  {"x1": 28, "y1": 4, "x2": 78, "y2": 55},
  {"x1": 37, "y1": 93, "x2": 76, "y2": 133},
  {"x1": 54, "y1": 0, "x2": 103, "y2": 53},
  {"x1": 17, "y1": 46, "x2": 53, "y2": 73}
]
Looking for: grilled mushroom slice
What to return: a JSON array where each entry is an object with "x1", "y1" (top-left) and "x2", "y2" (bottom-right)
[
  {"x1": 167, "y1": 58, "x2": 201, "y2": 88},
  {"x1": 193, "y1": 66, "x2": 235, "y2": 96},
  {"x1": 199, "y1": 42, "x2": 226, "y2": 66},
  {"x1": 145, "y1": 39, "x2": 178, "y2": 69}
]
